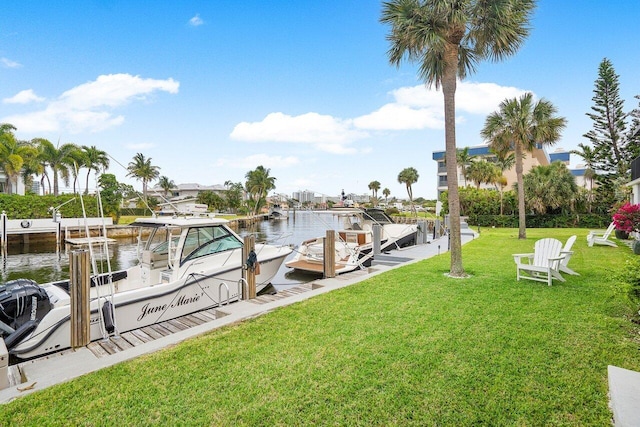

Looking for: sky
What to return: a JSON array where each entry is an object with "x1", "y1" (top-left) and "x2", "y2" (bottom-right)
[{"x1": 1, "y1": 1, "x2": 639, "y2": 201}]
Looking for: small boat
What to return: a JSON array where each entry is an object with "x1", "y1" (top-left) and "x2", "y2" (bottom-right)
[
  {"x1": 268, "y1": 203, "x2": 289, "y2": 220},
  {"x1": 285, "y1": 208, "x2": 418, "y2": 275},
  {"x1": 0, "y1": 215, "x2": 292, "y2": 360}
]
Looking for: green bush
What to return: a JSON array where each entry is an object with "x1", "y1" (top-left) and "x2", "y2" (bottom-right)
[
  {"x1": 469, "y1": 213, "x2": 610, "y2": 228},
  {"x1": 0, "y1": 194, "x2": 100, "y2": 219}
]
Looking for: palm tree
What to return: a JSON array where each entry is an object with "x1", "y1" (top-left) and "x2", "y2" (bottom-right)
[
  {"x1": 523, "y1": 162, "x2": 577, "y2": 215},
  {"x1": 81, "y1": 146, "x2": 110, "y2": 194},
  {"x1": 36, "y1": 138, "x2": 79, "y2": 196},
  {"x1": 29, "y1": 138, "x2": 52, "y2": 194},
  {"x1": 398, "y1": 167, "x2": 419, "y2": 215},
  {"x1": 127, "y1": 153, "x2": 160, "y2": 202},
  {"x1": 0, "y1": 124, "x2": 36, "y2": 194},
  {"x1": 456, "y1": 147, "x2": 476, "y2": 187},
  {"x1": 158, "y1": 175, "x2": 175, "y2": 198},
  {"x1": 381, "y1": 0, "x2": 535, "y2": 276},
  {"x1": 481, "y1": 93, "x2": 566, "y2": 238},
  {"x1": 467, "y1": 160, "x2": 500, "y2": 190},
  {"x1": 245, "y1": 166, "x2": 276, "y2": 215},
  {"x1": 368, "y1": 180, "x2": 381, "y2": 205},
  {"x1": 570, "y1": 143, "x2": 597, "y2": 213},
  {"x1": 383, "y1": 187, "x2": 391, "y2": 204},
  {"x1": 490, "y1": 149, "x2": 515, "y2": 215}
]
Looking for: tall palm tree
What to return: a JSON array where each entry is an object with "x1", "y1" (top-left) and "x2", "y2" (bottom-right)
[
  {"x1": 481, "y1": 93, "x2": 566, "y2": 238},
  {"x1": 368, "y1": 180, "x2": 381, "y2": 205},
  {"x1": 127, "y1": 153, "x2": 160, "y2": 202},
  {"x1": 81, "y1": 145, "x2": 110, "y2": 194},
  {"x1": 381, "y1": 0, "x2": 535, "y2": 276},
  {"x1": 245, "y1": 166, "x2": 276, "y2": 215},
  {"x1": 0, "y1": 124, "x2": 36, "y2": 194},
  {"x1": 36, "y1": 138, "x2": 79, "y2": 196},
  {"x1": 398, "y1": 167, "x2": 419, "y2": 215},
  {"x1": 158, "y1": 175, "x2": 175, "y2": 198}
]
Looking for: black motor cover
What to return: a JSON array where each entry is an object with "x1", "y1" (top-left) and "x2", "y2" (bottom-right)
[{"x1": 0, "y1": 279, "x2": 52, "y2": 336}]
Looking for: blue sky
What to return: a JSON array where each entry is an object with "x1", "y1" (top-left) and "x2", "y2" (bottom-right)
[{"x1": 1, "y1": 1, "x2": 638, "y2": 200}]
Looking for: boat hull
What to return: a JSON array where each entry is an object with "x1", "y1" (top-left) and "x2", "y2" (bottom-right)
[{"x1": 10, "y1": 250, "x2": 290, "y2": 360}]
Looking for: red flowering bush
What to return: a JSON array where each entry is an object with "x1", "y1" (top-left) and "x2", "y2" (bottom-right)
[{"x1": 612, "y1": 202, "x2": 640, "y2": 233}]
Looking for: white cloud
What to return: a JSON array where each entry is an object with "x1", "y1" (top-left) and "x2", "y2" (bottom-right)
[
  {"x1": 456, "y1": 82, "x2": 528, "y2": 114},
  {"x1": 353, "y1": 103, "x2": 443, "y2": 130},
  {"x1": 189, "y1": 14, "x2": 204, "y2": 26},
  {"x1": 3, "y1": 89, "x2": 45, "y2": 104},
  {"x1": 215, "y1": 154, "x2": 300, "y2": 170},
  {"x1": 230, "y1": 112, "x2": 368, "y2": 152},
  {"x1": 229, "y1": 81, "x2": 530, "y2": 153},
  {"x1": 354, "y1": 81, "x2": 528, "y2": 131},
  {"x1": 1, "y1": 73, "x2": 179, "y2": 133},
  {"x1": 1, "y1": 57, "x2": 21, "y2": 68}
]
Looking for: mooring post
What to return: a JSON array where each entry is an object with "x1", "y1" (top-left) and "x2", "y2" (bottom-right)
[
  {"x1": 0, "y1": 211, "x2": 6, "y2": 252},
  {"x1": 70, "y1": 250, "x2": 91, "y2": 349},
  {"x1": 373, "y1": 224, "x2": 382, "y2": 255},
  {"x1": 243, "y1": 235, "x2": 257, "y2": 299},
  {"x1": 323, "y1": 230, "x2": 336, "y2": 278}
]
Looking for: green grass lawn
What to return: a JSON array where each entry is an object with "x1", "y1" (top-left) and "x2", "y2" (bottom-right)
[{"x1": 2, "y1": 228, "x2": 639, "y2": 426}]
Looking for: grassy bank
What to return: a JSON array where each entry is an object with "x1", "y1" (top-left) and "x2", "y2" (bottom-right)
[{"x1": 2, "y1": 228, "x2": 639, "y2": 425}]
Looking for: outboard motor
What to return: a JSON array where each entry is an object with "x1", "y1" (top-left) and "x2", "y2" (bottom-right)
[{"x1": 0, "y1": 279, "x2": 52, "y2": 349}]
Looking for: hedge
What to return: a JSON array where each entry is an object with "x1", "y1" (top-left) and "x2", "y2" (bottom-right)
[{"x1": 468, "y1": 213, "x2": 611, "y2": 229}]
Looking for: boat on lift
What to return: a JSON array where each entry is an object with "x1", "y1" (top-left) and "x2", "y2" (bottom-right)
[{"x1": 0, "y1": 215, "x2": 292, "y2": 360}]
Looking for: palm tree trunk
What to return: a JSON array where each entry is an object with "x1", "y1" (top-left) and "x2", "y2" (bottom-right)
[
  {"x1": 53, "y1": 168, "x2": 59, "y2": 196},
  {"x1": 442, "y1": 45, "x2": 464, "y2": 276},
  {"x1": 515, "y1": 143, "x2": 526, "y2": 239},
  {"x1": 85, "y1": 170, "x2": 91, "y2": 195}
]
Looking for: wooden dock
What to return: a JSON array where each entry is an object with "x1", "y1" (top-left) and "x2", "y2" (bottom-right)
[{"x1": 85, "y1": 283, "x2": 317, "y2": 358}]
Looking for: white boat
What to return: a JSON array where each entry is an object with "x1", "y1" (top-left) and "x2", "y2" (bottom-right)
[
  {"x1": 269, "y1": 203, "x2": 288, "y2": 220},
  {"x1": 0, "y1": 215, "x2": 292, "y2": 360},
  {"x1": 285, "y1": 208, "x2": 418, "y2": 275}
]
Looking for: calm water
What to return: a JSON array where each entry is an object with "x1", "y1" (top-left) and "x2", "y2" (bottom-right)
[{"x1": 0, "y1": 211, "x2": 343, "y2": 289}]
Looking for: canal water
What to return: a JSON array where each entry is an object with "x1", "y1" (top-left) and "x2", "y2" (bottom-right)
[{"x1": 0, "y1": 211, "x2": 343, "y2": 289}]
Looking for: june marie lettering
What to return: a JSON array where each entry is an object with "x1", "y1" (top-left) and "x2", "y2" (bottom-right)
[{"x1": 137, "y1": 293, "x2": 202, "y2": 321}]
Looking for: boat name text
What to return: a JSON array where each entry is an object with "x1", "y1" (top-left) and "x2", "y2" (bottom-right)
[{"x1": 137, "y1": 293, "x2": 203, "y2": 321}]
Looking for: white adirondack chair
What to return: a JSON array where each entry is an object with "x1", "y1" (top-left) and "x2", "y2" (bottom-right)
[
  {"x1": 559, "y1": 235, "x2": 579, "y2": 276},
  {"x1": 587, "y1": 222, "x2": 617, "y2": 247},
  {"x1": 513, "y1": 238, "x2": 566, "y2": 286}
]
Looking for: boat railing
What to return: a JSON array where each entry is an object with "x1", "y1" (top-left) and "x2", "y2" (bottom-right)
[{"x1": 218, "y1": 282, "x2": 230, "y2": 306}]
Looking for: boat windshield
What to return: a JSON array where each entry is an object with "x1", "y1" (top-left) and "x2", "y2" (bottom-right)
[
  {"x1": 363, "y1": 209, "x2": 392, "y2": 224},
  {"x1": 146, "y1": 226, "x2": 181, "y2": 254},
  {"x1": 180, "y1": 225, "x2": 243, "y2": 264}
]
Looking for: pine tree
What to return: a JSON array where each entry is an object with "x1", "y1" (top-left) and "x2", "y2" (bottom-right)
[{"x1": 583, "y1": 58, "x2": 629, "y2": 176}]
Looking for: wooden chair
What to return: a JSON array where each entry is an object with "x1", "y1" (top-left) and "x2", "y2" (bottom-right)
[
  {"x1": 587, "y1": 222, "x2": 617, "y2": 247},
  {"x1": 559, "y1": 235, "x2": 579, "y2": 276},
  {"x1": 513, "y1": 238, "x2": 566, "y2": 286}
]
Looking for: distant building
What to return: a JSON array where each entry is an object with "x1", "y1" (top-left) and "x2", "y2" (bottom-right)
[
  {"x1": 0, "y1": 171, "x2": 26, "y2": 195},
  {"x1": 150, "y1": 183, "x2": 226, "y2": 200},
  {"x1": 432, "y1": 144, "x2": 584, "y2": 196}
]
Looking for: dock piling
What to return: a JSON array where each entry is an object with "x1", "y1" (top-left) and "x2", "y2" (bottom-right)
[{"x1": 70, "y1": 250, "x2": 91, "y2": 349}]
